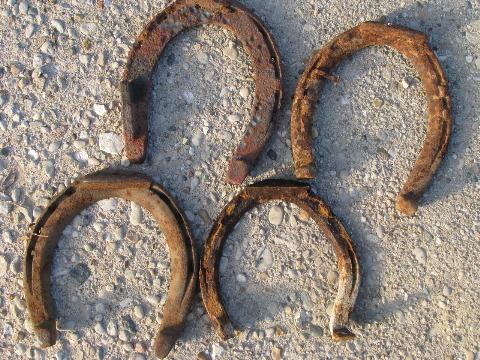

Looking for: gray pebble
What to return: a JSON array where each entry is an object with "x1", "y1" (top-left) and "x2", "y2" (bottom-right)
[
  {"x1": 224, "y1": 47, "x2": 238, "y2": 60},
  {"x1": 9, "y1": 256, "x2": 22, "y2": 274},
  {"x1": 191, "y1": 131, "x2": 205, "y2": 147}
]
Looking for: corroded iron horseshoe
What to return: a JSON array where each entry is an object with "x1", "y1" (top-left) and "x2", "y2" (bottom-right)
[
  {"x1": 122, "y1": 0, "x2": 283, "y2": 184},
  {"x1": 291, "y1": 22, "x2": 451, "y2": 216},
  {"x1": 199, "y1": 179, "x2": 360, "y2": 341},
  {"x1": 23, "y1": 170, "x2": 197, "y2": 359}
]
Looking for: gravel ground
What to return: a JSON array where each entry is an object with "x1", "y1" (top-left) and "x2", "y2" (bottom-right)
[{"x1": 1, "y1": 0, "x2": 479, "y2": 359}]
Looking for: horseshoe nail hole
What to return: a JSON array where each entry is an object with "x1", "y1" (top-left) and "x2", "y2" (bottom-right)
[
  {"x1": 219, "y1": 202, "x2": 336, "y2": 336},
  {"x1": 52, "y1": 199, "x2": 170, "y2": 356}
]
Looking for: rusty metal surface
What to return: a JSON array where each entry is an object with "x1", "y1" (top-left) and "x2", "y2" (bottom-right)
[
  {"x1": 23, "y1": 169, "x2": 197, "y2": 359},
  {"x1": 122, "y1": 0, "x2": 283, "y2": 184},
  {"x1": 199, "y1": 179, "x2": 360, "y2": 341},
  {"x1": 291, "y1": 22, "x2": 451, "y2": 216}
]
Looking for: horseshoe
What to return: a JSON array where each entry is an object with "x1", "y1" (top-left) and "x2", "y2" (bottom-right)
[
  {"x1": 291, "y1": 22, "x2": 451, "y2": 216},
  {"x1": 122, "y1": 0, "x2": 283, "y2": 184},
  {"x1": 23, "y1": 169, "x2": 197, "y2": 359},
  {"x1": 199, "y1": 179, "x2": 360, "y2": 341}
]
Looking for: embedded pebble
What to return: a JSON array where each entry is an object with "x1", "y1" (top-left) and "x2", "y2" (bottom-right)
[
  {"x1": 133, "y1": 305, "x2": 144, "y2": 319},
  {"x1": 119, "y1": 330, "x2": 130, "y2": 342},
  {"x1": 240, "y1": 87, "x2": 250, "y2": 98},
  {"x1": 236, "y1": 273, "x2": 247, "y2": 283},
  {"x1": 94, "y1": 322, "x2": 106, "y2": 335},
  {"x1": 268, "y1": 205, "x2": 284, "y2": 225},
  {"x1": 192, "y1": 131, "x2": 205, "y2": 147},
  {"x1": 99, "y1": 133, "x2": 124, "y2": 155},
  {"x1": 413, "y1": 247, "x2": 427, "y2": 264},
  {"x1": 130, "y1": 203, "x2": 143, "y2": 225},
  {"x1": 257, "y1": 248, "x2": 273, "y2": 272},
  {"x1": 51, "y1": 19, "x2": 65, "y2": 33},
  {"x1": 93, "y1": 104, "x2": 107, "y2": 117},
  {"x1": 224, "y1": 47, "x2": 238, "y2": 60},
  {"x1": 0, "y1": 255, "x2": 9, "y2": 275},
  {"x1": 227, "y1": 114, "x2": 241, "y2": 122}
]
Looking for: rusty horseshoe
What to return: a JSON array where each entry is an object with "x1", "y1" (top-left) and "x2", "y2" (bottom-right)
[
  {"x1": 199, "y1": 179, "x2": 360, "y2": 341},
  {"x1": 23, "y1": 169, "x2": 197, "y2": 359},
  {"x1": 291, "y1": 22, "x2": 451, "y2": 216},
  {"x1": 122, "y1": 0, "x2": 283, "y2": 184}
]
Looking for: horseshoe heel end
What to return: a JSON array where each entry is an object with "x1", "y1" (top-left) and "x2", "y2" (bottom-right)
[
  {"x1": 331, "y1": 326, "x2": 356, "y2": 341},
  {"x1": 124, "y1": 135, "x2": 147, "y2": 163},
  {"x1": 33, "y1": 320, "x2": 56, "y2": 348},
  {"x1": 396, "y1": 193, "x2": 418, "y2": 216},
  {"x1": 153, "y1": 326, "x2": 182, "y2": 359},
  {"x1": 226, "y1": 159, "x2": 250, "y2": 185},
  {"x1": 294, "y1": 165, "x2": 314, "y2": 180}
]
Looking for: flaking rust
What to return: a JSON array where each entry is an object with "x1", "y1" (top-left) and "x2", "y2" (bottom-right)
[
  {"x1": 199, "y1": 179, "x2": 360, "y2": 341},
  {"x1": 291, "y1": 22, "x2": 451, "y2": 216},
  {"x1": 23, "y1": 169, "x2": 197, "y2": 359},
  {"x1": 123, "y1": 0, "x2": 283, "y2": 184}
]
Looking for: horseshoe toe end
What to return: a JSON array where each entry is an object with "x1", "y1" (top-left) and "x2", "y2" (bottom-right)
[
  {"x1": 331, "y1": 326, "x2": 356, "y2": 341},
  {"x1": 396, "y1": 193, "x2": 418, "y2": 216},
  {"x1": 226, "y1": 159, "x2": 250, "y2": 185}
]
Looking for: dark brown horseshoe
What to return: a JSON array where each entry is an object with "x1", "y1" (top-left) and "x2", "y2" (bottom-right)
[
  {"x1": 23, "y1": 169, "x2": 197, "y2": 359},
  {"x1": 199, "y1": 179, "x2": 360, "y2": 341},
  {"x1": 291, "y1": 22, "x2": 451, "y2": 216},
  {"x1": 122, "y1": 0, "x2": 283, "y2": 184}
]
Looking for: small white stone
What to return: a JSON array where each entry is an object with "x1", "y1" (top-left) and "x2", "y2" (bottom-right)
[
  {"x1": 94, "y1": 322, "x2": 106, "y2": 335},
  {"x1": 51, "y1": 19, "x2": 65, "y2": 33},
  {"x1": 466, "y1": 55, "x2": 473, "y2": 63},
  {"x1": 130, "y1": 203, "x2": 143, "y2": 225},
  {"x1": 25, "y1": 23, "x2": 35, "y2": 38},
  {"x1": 442, "y1": 286, "x2": 453, "y2": 297},
  {"x1": 413, "y1": 247, "x2": 427, "y2": 264},
  {"x1": 133, "y1": 305, "x2": 144, "y2": 319},
  {"x1": 239, "y1": 87, "x2": 250, "y2": 99},
  {"x1": 99, "y1": 133, "x2": 124, "y2": 155},
  {"x1": 118, "y1": 329, "x2": 129, "y2": 342},
  {"x1": 80, "y1": 22, "x2": 97, "y2": 35},
  {"x1": 236, "y1": 273, "x2": 247, "y2": 283},
  {"x1": 49, "y1": 141, "x2": 61, "y2": 152},
  {"x1": 191, "y1": 131, "x2": 204, "y2": 147},
  {"x1": 327, "y1": 269, "x2": 339, "y2": 285},
  {"x1": 27, "y1": 149, "x2": 39, "y2": 161},
  {"x1": 227, "y1": 114, "x2": 241, "y2": 123},
  {"x1": 183, "y1": 91, "x2": 194, "y2": 104},
  {"x1": 268, "y1": 205, "x2": 284, "y2": 225},
  {"x1": 107, "y1": 321, "x2": 118, "y2": 337},
  {"x1": 224, "y1": 47, "x2": 238, "y2": 60},
  {"x1": 0, "y1": 255, "x2": 9, "y2": 275},
  {"x1": 401, "y1": 78, "x2": 409, "y2": 89},
  {"x1": 93, "y1": 104, "x2": 107, "y2": 116},
  {"x1": 73, "y1": 150, "x2": 88, "y2": 162},
  {"x1": 98, "y1": 198, "x2": 117, "y2": 212},
  {"x1": 146, "y1": 295, "x2": 161, "y2": 306},
  {"x1": 18, "y1": 1, "x2": 29, "y2": 14}
]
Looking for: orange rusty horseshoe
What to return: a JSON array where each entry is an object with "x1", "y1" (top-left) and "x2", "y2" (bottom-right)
[
  {"x1": 122, "y1": 0, "x2": 283, "y2": 184},
  {"x1": 23, "y1": 169, "x2": 197, "y2": 359},
  {"x1": 200, "y1": 179, "x2": 361, "y2": 342},
  {"x1": 291, "y1": 22, "x2": 451, "y2": 216}
]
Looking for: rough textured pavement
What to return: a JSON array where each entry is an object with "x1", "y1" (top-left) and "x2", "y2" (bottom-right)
[{"x1": 0, "y1": 0, "x2": 479, "y2": 359}]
